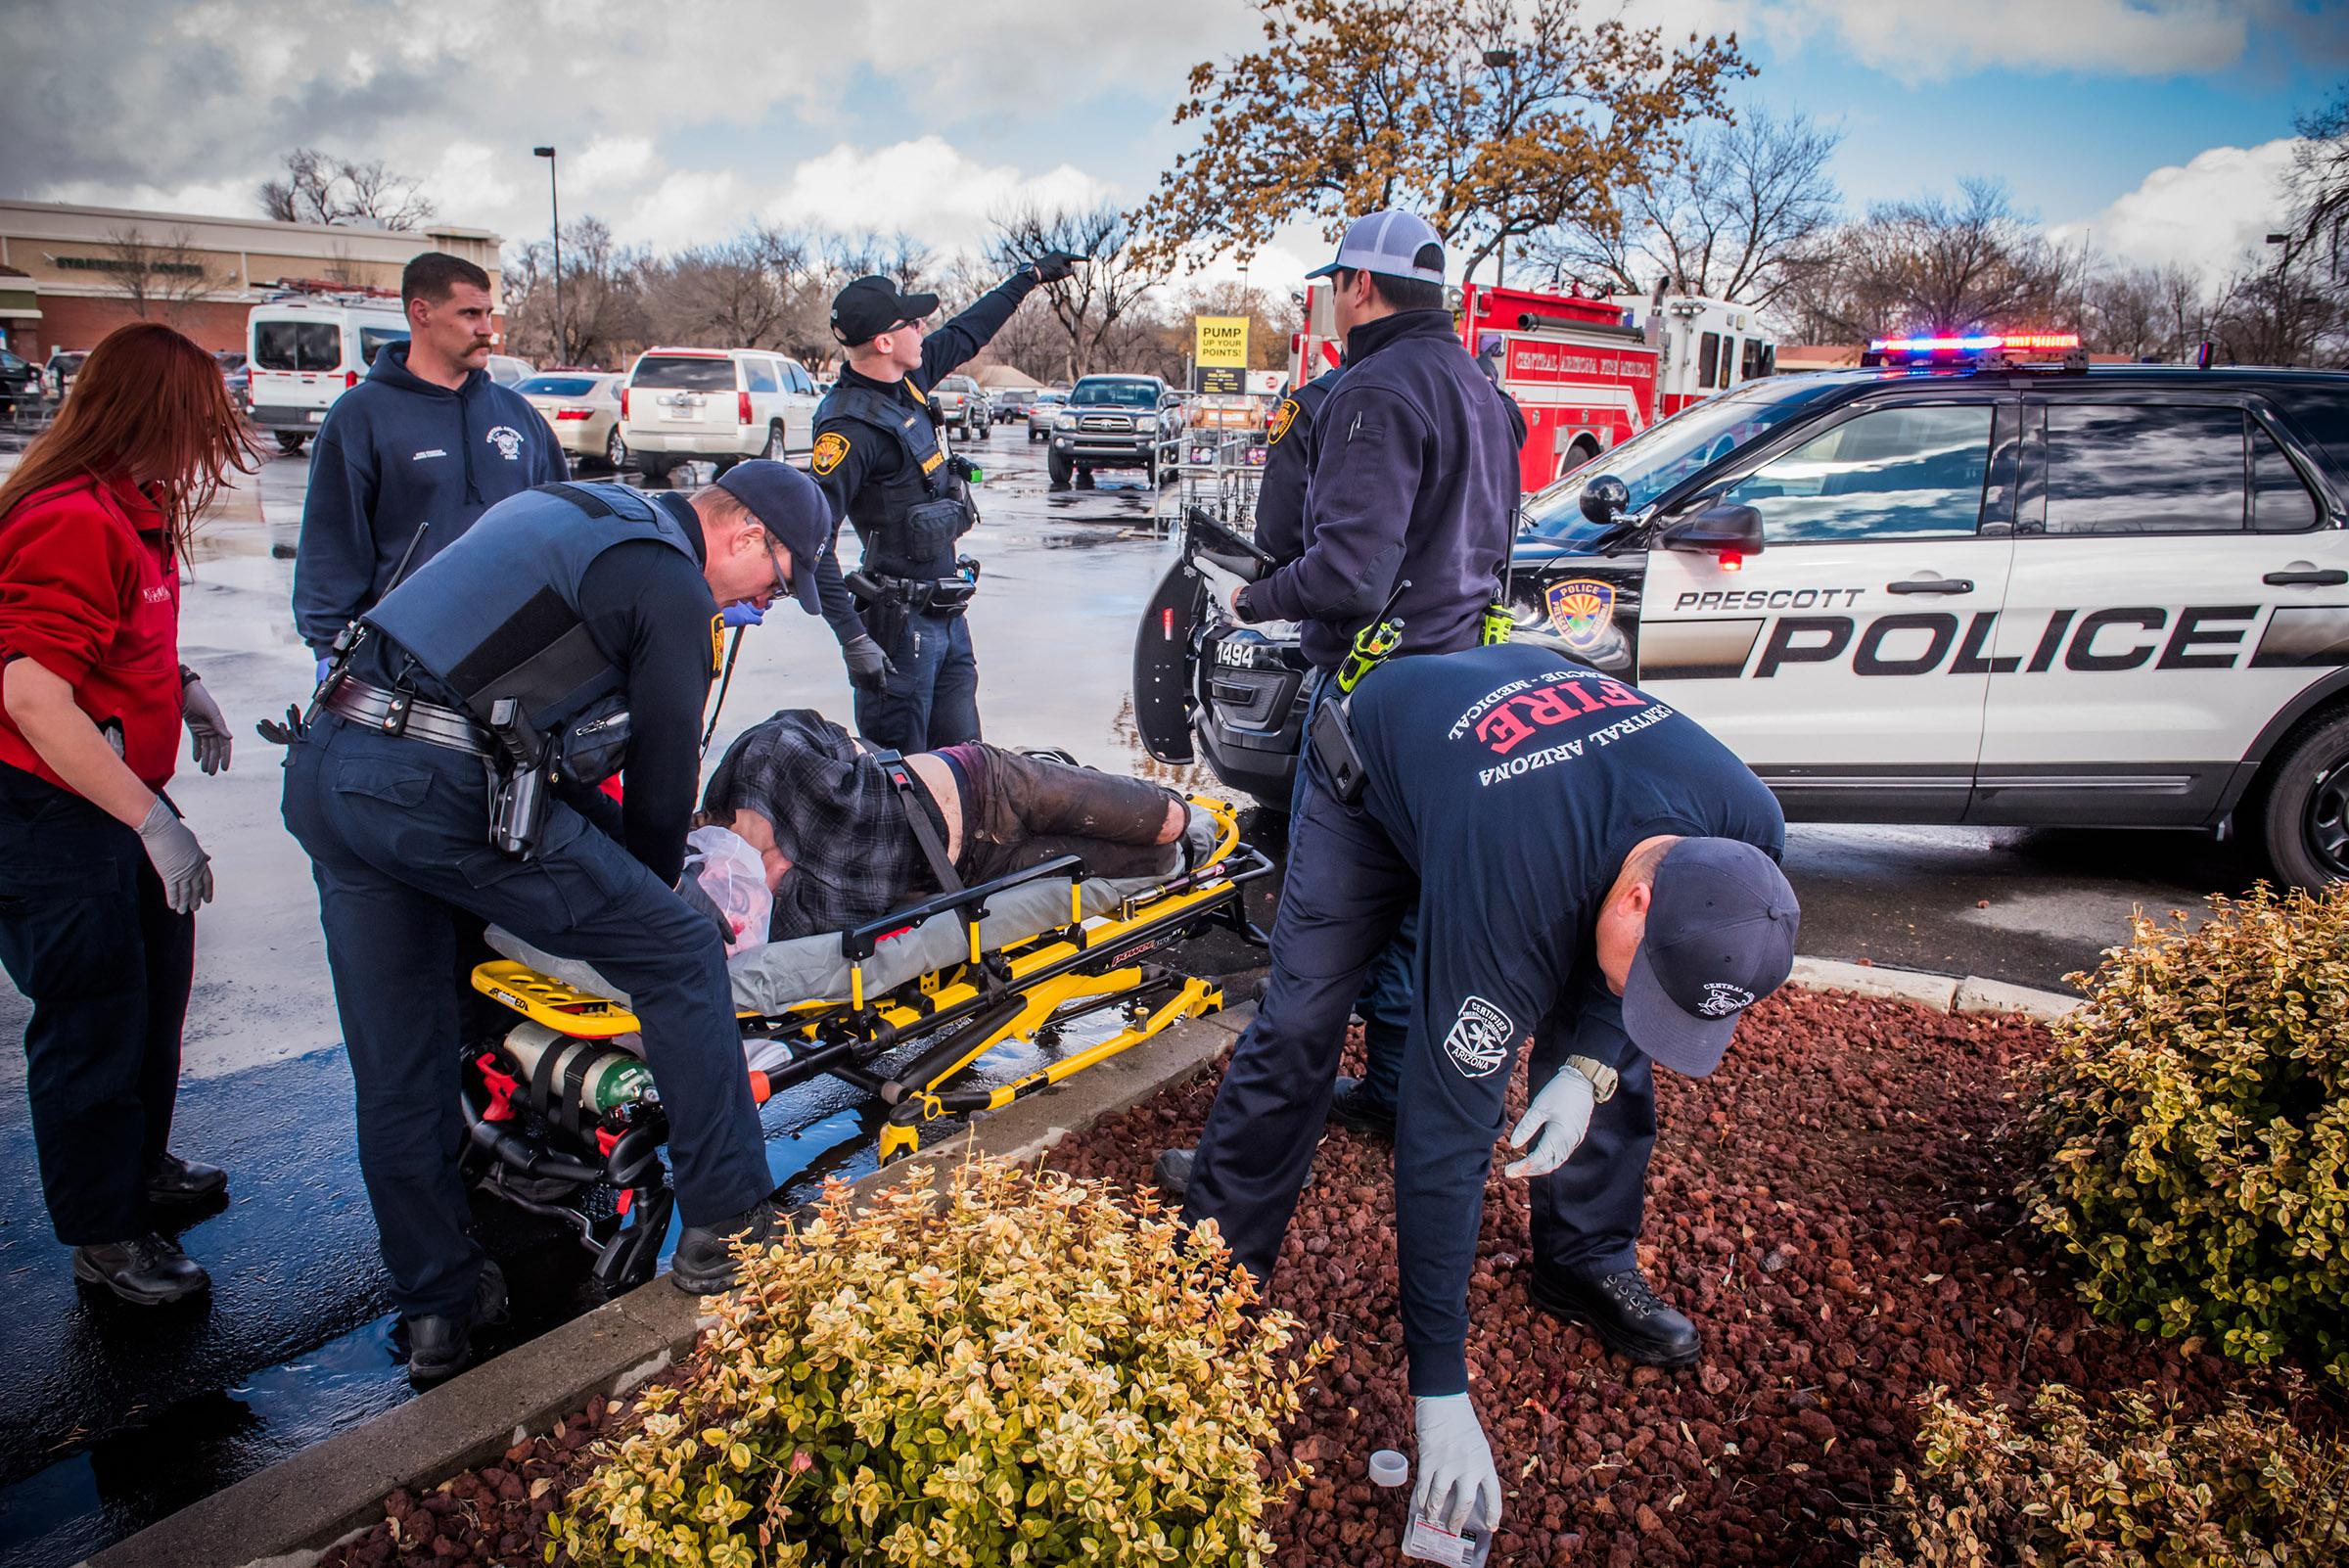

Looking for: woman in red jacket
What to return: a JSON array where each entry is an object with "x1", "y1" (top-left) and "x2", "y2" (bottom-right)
[{"x1": 0, "y1": 322, "x2": 254, "y2": 1306}]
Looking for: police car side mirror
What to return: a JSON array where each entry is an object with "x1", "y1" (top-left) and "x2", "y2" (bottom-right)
[
  {"x1": 1579, "y1": 474, "x2": 1631, "y2": 526},
  {"x1": 1656, "y1": 502, "x2": 1765, "y2": 557}
]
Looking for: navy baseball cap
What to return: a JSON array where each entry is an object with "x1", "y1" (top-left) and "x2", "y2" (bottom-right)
[
  {"x1": 830, "y1": 274, "x2": 939, "y2": 346},
  {"x1": 1306, "y1": 209, "x2": 1448, "y2": 284},
  {"x1": 1621, "y1": 839, "x2": 1801, "y2": 1079},
  {"x1": 713, "y1": 460, "x2": 827, "y2": 616}
]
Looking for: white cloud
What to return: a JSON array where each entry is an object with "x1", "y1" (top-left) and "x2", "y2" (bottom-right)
[
  {"x1": 1769, "y1": 0, "x2": 2252, "y2": 78},
  {"x1": 2050, "y1": 138, "x2": 2303, "y2": 282}
]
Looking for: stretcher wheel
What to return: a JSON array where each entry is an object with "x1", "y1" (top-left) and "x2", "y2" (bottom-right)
[{"x1": 878, "y1": 1121, "x2": 922, "y2": 1165}]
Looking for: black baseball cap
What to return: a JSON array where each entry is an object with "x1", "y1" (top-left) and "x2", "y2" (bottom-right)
[
  {"x1": 830, "y1": 274, "x2": 939, "y2": 346},
  {"x1": 1620, "y1": 839, "x2": 1801, "y2": 1079},
  {"x1": 713, "y1": 460, "x2": 827, "y2": 616}
]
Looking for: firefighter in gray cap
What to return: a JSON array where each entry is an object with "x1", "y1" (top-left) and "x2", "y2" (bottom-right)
[{"x1": 807, "y1": 255, "x2": 1078, "y2": 752}]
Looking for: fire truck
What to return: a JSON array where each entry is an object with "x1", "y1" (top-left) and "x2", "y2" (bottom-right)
[{"x1": 1288, "y1": 278, "x2": 1777, "y2": 493}]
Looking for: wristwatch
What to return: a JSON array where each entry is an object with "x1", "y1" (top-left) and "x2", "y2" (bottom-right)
[{"x1": 1564, "y1": 1055, "x2": 1619, "y2": 1103}]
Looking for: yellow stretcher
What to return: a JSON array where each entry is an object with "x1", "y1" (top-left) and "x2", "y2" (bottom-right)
[{"x1": 458, "y1": 795, "x2": 1267, "y2": 1290}]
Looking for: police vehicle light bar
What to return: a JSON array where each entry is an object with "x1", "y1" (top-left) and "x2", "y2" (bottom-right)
[{"x1": 1867, "y1": 333, "x2": 2080, "y2": 354}]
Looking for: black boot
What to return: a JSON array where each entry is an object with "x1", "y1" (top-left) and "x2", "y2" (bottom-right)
[
  {"x1": 670, "y1": 1197, "x2": 786, "y2": 1295},
  {"x1": 146, "y1": 1151, "x2": 228, "y2": 1206},
  {"x1": 1325, "y1": 1076, "x2": 1397, "y2": 1138},
  {"x1": 1152, "y1": 1147, "x2": 1195, "y2": 1200},
  {"x1": 405, "y1": 1260, "x2": 509, "y2": 1389},
  {"x1": 72, "y1": 1233, "x2": 210, "y2": 1306},
  {"x1": 1529, "y1": 1267, "x2": 1701, "y2": 1368}
]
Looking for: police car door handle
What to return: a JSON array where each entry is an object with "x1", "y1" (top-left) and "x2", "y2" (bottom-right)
[
  {"x1": 1886, "y1": 576, "x2": 1974, "y2": 595},
  {"x1": 2263, "y1": 566, "x2": 2348, "y2": 586}
]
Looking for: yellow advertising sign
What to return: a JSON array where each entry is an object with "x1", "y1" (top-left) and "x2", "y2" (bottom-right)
[{"x1": 1193, "y1": 315, "x2": 1251, "y2": 368}]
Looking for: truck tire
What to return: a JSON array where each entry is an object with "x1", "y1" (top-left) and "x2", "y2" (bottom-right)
[
  {"x1": 2255, "y1": 706, "x2": 2349, "y2": 890},
  {"x1": 1047, "y1": 448, "x2": 1073, "y2": 488},
  {"x1": 275, "y1": 432, "x2": 308, "y2": 454}
]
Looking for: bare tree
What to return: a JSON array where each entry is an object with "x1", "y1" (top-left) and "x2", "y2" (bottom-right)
[
  {"x1": 984, "y1": 202, "x2": 1167, "y2": 382},
  {"x1": 1779, "y1": 178, "x2": 2082, "y2": 342},
  {"x1": 258, "y1": 148, "x2": 436, "y2": 230},
  {"x1": 93, "y1": 225, "x2": 219, "y2": 323},
  {"x1": 1531, "y1": 107, "x2": 1841, "y2": 307},
  {"x1": 502, "y1": 217, "x2": 648, "y2": 368},
  {"x1": 642, "y1": 225, "x2": 818, "y2": 352},
  {"x1": 2284, "y1": 85, "x2": 2348, "y2": 284}
]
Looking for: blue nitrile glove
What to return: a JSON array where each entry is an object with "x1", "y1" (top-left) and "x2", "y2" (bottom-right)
[
  {"x1": 1412, "y1": 1393, "x2": 1501, "y2": 1535},
  {"x1": 1503, "y1": 1064, "x2": 1596, "y2": 1179},
  {"x1": 720, "y1": 602, "x2": 764, "y2": 627},
  {"x1": 314, "y1": 656, "x2": 334, "y2": 684}
]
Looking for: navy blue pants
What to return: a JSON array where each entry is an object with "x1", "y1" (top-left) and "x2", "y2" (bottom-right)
[
  {"x1": 0, "y1": 764, "x2": 194, "y2": 1247},
  {"x1": 853, "y1": 608, "x2": 979, "y2": 753},
  {"x1": 282, "y1": 713, "x2": 771, "y2": 1318},
  {"x1": 1188, "y1": 721, "x2": 1657, "y2": 1296}
]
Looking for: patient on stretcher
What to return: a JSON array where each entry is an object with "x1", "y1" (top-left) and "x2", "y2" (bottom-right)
[{"x1": 698, "y1": 711, "x2": 1188, "y2": 943}]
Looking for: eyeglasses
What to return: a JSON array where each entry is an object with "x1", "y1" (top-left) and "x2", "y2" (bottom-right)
[{"x1": 761, "y1": 535, "x2": 792, "y2": 603}]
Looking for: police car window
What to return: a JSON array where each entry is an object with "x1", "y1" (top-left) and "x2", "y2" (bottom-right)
[
  {"x1": 2045, "y1": 405, "x2": 2244, "y2": 534},
  {"x1": 742, "y1": 359, "x2": 779, "y2": 393},
  {"x1": 2252, "y1": 422, "x2": 2321, "y2": 533},
  {"x1": 1522, "y1": 378, "x2": 1842, "y2": 536},
  {"x1": 253, "y1": 319, "x2": 343, "y2": 372},
  {"x1": 2287, "y1": 390, "x2": 2349, "y2": 474},
  {"x1": 1721, "y1": 403, "x2": 1995, "y2": 543}
]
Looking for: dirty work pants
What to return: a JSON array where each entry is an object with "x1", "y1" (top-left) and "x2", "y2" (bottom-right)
[
  {"x1": 281, "y1": 713, "x2": 771, "y2": 1319},
  {"x1": 1184, "y1": 731, "x2": 1659, "y2": 1356},
  {"x1": 854, "y1": 608, "x2": 979, "y2": 753},
  {"x1": 957, "y1": 747, "x2": 1183, "y2": 885},
  {"x1": 0, "y1": 762, "x2": 194, "y2": 1247}
]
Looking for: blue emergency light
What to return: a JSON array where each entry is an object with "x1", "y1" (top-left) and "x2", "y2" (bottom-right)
[{"x1": 1861, "y1": 331, "x2": 2083, "y2": 369}]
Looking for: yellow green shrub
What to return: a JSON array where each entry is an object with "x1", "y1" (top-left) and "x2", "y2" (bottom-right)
[
  {"x1": 2020, "y1": 885, "x2": 2349, "y2": 1385},
  {"x1": 1861, "y1": 1382, "x2": 2349, "y2": 1568},
  {"x1": 551, "y1": 1158, "x2": 1332, "y2": 1567}
]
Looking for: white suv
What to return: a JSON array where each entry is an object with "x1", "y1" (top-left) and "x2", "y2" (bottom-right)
[{"x1": 621, "y1": 347, "x2": 820, "y2": 484}]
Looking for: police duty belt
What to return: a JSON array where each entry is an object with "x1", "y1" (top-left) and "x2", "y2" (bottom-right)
[{"x1": 324, "y1": 678, "x2": 493, "y2": 757}]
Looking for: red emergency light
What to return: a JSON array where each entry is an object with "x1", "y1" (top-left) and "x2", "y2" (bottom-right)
[{"x1": 1864, "y1": 331, "x2": 2083, "y2": 369}]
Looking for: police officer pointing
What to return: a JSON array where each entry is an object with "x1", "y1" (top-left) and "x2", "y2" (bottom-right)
[
  {"x1": 281, "y1": 462, "x2": 829, "y2": 1385},
  {"x1": 808, "y1": 256, "x2": 1076, "y2": 752}
]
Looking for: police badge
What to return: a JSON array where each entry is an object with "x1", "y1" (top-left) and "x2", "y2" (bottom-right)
[{"x1": 1544, "y1": 577, "x2": 1618, "y2": 655}]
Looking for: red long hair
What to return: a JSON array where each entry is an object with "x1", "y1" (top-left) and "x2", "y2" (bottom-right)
[{"x1": 0, "y1": 321, "x2": 258, "y2": 561}]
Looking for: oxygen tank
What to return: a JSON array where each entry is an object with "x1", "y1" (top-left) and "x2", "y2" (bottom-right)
[{"x1": 499, "y1": 1021, "x2": 657, "y2": 1117}]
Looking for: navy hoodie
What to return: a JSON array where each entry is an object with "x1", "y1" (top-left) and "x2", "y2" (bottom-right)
[
  {"x1": 293, "y1": 343, "x2": 568, "y2": 654},
  {"x1": 1235, "y1": 309, "x2": 1525, "y2": 670}
]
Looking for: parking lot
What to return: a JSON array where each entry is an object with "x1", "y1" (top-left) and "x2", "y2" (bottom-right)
[{"x1": 0, "y1": 426, "x2": 2282, "y2": 1566}]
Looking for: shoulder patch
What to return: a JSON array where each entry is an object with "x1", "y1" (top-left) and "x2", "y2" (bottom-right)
[
  {"x1": 710, "y1": 614, "x2": 725, "y2": 675},
  {"x1": 1268, "y1": 398, "x2": 1300, "y2": 445},
  {"x1": 811, "y1": 432, "x2": 850, "y2": 476}
]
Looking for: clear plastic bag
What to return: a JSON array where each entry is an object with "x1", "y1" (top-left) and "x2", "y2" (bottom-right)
[{"x1": 684, "y1": 825, "x2": 773, "y2": 956}]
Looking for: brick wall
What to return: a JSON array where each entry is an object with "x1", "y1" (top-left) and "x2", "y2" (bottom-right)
[{"x1": 32, "y1": 295, "x2": 255, "y2": 357}]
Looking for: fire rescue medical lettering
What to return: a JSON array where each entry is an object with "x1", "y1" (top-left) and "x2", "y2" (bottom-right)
[{"x1": 1441, "y1": 668, "x2": 1674, "y2": 788}]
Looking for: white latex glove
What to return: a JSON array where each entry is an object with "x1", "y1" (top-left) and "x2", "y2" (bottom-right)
[
  {"x1": 137, "y1": 797, "x2": 214, "y2": 914},
  {"x1": 1412, "y1": 1393, "x2": 1501, "y2": 1535},
  {"x1": 181, "y1": 676, "x2": 233, "y2": 775},
  {"x1": 1503, "y1": 1064, "x2": 1595, "y2": 1179}
]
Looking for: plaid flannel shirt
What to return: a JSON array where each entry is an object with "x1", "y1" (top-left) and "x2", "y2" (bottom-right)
[{"x1": 701, "y1": 710, "x2": 950, "y2": 941}]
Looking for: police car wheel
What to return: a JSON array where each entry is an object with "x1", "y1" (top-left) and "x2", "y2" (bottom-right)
[{"x1": 2256, "y1": 708, "x2": 2349, "y2": 891}]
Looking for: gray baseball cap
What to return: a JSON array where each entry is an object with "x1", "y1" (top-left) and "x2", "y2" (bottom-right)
[
  {"x1": 1306, "y1": 209, "x2": 1447, "y2": 285},
  {"x1": 1620, "y1": 839, "x2": 1801, "y2": 1079}
]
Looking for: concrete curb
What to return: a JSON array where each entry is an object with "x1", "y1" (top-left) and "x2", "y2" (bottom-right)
[
  {"x1": 89, "y1": 1000, "x2": 1254, "y2": 1568},
  {"x1": 1791, "y1": 955, "x2": 2079, "y2": 1021}
]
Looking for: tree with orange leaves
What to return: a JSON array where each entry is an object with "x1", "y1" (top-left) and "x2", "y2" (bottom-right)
[{"x1": 1133, "y1": 0, "x2": 1751, "y2": 281}]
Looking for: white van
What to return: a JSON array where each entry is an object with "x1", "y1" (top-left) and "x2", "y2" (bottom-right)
[
  {"x1": 246, "y1": 293, "x2": 409, "y2": 453},
  {"x1": 619, "y1": 346, "x2": 820, "y2": 483}
]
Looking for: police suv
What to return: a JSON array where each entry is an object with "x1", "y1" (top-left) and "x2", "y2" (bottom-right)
[{"x1": 1133, "y1": 338, "x2": 2349, "y2": 889}]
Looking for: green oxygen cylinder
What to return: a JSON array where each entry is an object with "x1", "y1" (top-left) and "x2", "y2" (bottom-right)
[{"x1": 499, "y1": 1021, "x2": 657, "y2": 1116}]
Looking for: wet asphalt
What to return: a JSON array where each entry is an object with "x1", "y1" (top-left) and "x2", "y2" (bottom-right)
[{"x1": 0, "y1": 429, "x2": 2280, "y2": 1566}]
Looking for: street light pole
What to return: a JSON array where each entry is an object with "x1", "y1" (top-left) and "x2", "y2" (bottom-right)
[
  {"x1": 1480, "y1": 48, "x2": 1517, "y2": 291},
  {"x1": 533, "y1": 145, "x2": 562, "y2": 363}
]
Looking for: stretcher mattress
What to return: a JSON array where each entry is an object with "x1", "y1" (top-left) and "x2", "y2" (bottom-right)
[{"x1": 485, "y1": 807, "x2": 1213, "y2": 1015}]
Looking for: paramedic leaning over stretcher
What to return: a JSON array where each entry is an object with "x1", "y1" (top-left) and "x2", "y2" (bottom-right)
[
  {"x1": 278, "y1": 460, "x2": 826, "y2": 1387},
  {"x1": 0, "y1": 323, "x2": 253, "y2": 1309}
]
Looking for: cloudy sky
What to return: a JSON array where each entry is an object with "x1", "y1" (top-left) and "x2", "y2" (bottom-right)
[{"x1": 4, "y1": 0, "x2": 2344, "y2": 289}]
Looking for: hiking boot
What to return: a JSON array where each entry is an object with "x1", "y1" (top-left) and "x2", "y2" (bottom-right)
[
  {"x1": 1325, "y1": 1076, "x2": 1397, "y2": 1138},
  {"x1": 670, "y1": 1197, "x2": 786, "y2": 1295},
  {"x1": 1529, "y1": 1266, "x2": 1700, "y2": 1368},
  {"x1": 71, "y1": 1233, "x2": 210, "y2": 1306},
  {"x1": 405, "y1": 1260, "x2": 510, "y2": 1389},
  {"x1": 146, "y1": 1151, "x2": 228, "y2": 1206}
]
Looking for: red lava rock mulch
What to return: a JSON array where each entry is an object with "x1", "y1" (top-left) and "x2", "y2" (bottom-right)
[{"x1": 316, "y1": 985, "x2": 2316, "y2": 1567}]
